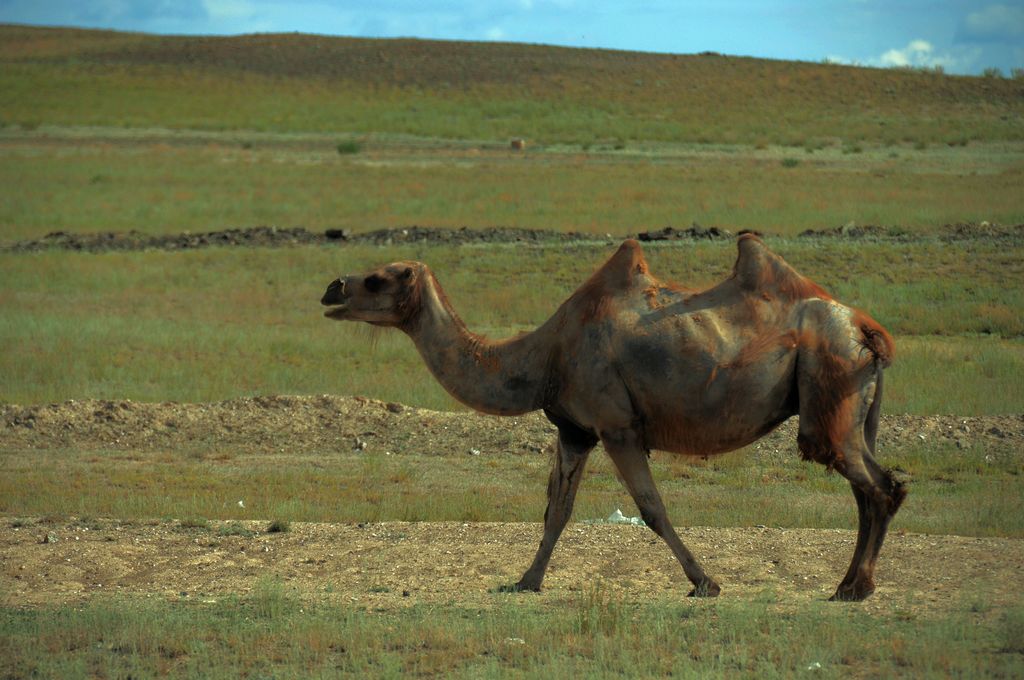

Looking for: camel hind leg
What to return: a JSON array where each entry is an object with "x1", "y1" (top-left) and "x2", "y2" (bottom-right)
[{"x1": 797, "y1": 348, "x2": 905, "y2": 601}]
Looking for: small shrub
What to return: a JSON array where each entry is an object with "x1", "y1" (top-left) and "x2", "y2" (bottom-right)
[
  {"x1": 219, "y1": 522, "x2": 256, "y2": 537},
  {"x1": 1012, "y1": 67, "x2": 1024, "y2": 80},
  {"x1": 336, "y1": 140, "x2": 361, "y2": 154},
  {"x1": 981, "y1": 67, "x2": 1003, "y2": 79},
  {"x1": 267, "y1": 519, "x2": 291, "y2": 533},
  {"x1": 781, "y1": 158, "x2": 800, "y2": 168}
]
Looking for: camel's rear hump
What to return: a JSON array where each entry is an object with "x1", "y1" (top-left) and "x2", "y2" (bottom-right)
[{"x1": 733, "y1": 233, "x2": 831, "y2": 301}]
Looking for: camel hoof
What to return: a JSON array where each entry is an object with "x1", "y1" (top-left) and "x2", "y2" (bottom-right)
[
  {"x1": 495, "y1": 581, "x2": 541, "y2": 593},
  {"x1": 687, "y1": 580, "x2": 721, "y2": 598},
  {"x1": 829, "y1": 582, "x2": 874, "y2": 602}
]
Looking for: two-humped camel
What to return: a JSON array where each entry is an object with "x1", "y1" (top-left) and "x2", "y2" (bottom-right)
[{"x1": 321, "y1": 234, "x2": 906, "y2": 601}]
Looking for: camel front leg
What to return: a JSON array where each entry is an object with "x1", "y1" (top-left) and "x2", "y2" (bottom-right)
[
  {"x1": 502, "y1": 427, "x2": 595, "y2": 592},
  {"x1": 602, "y1": 429, "x2": 721, "y2": 597}
]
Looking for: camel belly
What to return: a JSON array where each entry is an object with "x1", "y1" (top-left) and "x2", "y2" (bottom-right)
[{"x1": 621, "y1": 342, "x2": 799, "y2": 456}]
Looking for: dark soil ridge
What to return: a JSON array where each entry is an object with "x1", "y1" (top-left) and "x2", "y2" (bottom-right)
[
  {"x1": 2, "y1": 395, "x2": 1021, "y2": 460},
  {"x1": 4, "y1": 222, "x2": 1023, "y2": 254}
]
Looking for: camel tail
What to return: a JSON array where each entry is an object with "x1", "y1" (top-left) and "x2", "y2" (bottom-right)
[
  {"x1": 864, "y1": 367, "x2": 884, "y2": 455},
  {"x1": 855, "y1": 312, "x2": 895, "y2": 369}
]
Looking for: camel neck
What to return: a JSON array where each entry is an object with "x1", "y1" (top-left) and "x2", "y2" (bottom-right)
[{"x1": 403, "y1": 273, "x2": 552, "y2": 415}]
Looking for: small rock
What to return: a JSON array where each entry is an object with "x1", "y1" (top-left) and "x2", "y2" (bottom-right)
[
  {"x1": 386, "y1": 402, "x2": 403, "y2": 414},
  {"x1": 402, "y1": 590, "x2": 411, "y2": 597},
  {"x1": 469, "y1": 448, "x2": 481, "y2": 456},
  {"x1": 41, "y1": 533, "x2": 57, "y2": 544}
]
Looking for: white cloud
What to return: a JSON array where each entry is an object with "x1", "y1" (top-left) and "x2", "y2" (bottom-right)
[
  {"x1": 878, "y1": 39, "x2": 933, "y2": 67},
  {"x1": 869, "y1": 39, "x2": 980, "y2": 72},
  {"x1": 826, "y1": 39, "x2": 983, "y2": 75},
  {"x1": 964, "y1": 4, "x2": 1024, "y2": 42},
  {"x1": 485, "y1": 26, "x2": 505, "y2": 40}
]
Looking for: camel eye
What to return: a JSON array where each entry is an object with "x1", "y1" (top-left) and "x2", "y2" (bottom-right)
[{"x1": 364, "y1": 274, "x2": 385, "y2": 293}]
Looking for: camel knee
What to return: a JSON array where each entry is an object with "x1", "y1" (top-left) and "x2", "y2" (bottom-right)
[
  {"x1": 884, "y1": 475, "x2": 907, "y2": 515},
  {"x1": 868, "y1": 461, "x2": 907, "y2": 515}
]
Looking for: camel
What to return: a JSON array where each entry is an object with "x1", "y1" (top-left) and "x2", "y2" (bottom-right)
[{"x1": 320, "y1": 234, "x2": 906, "y2": 601}]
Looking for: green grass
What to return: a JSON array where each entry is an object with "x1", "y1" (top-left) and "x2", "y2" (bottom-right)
[
  {"x1": 1, "y1": 130, "x2": 1022, "y2": 240},
  {"x1": 1, "y1": 437, "x2": 1020, "y2": 537},
  {"x1": 1, "y1": 584, "x2": 1020, "y2": 678},
  {"x1": 1, "y1": 240, "x2": 1022, "y2": 413}
]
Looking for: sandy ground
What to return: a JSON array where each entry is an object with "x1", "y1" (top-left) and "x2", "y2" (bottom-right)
[{"x1": 2, "y1": 519, "x2": 1021, "y2": 616}]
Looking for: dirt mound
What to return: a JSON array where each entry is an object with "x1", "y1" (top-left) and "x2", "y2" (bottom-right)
[
  {"x1": 2, "y1": 396, "x2": 1021, "y2": 459},
  {"x1": 636, "y1": 224, "x2": 734, "y2": 241},
  {"x1": 6, "y1": 221, "x2": 1024, "y2": 254},
  {"x1": 0, "y1": 226, "x2": 595, "y2": 254},
  {"x1": 798, "y1": 221, "x2": 1024, "y2": 240},
  {"x1": 940, "y1": 221, "x2": 1024, "y2": 241}
]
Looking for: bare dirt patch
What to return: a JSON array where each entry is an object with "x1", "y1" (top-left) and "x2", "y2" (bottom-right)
[{"x1": 1, "y1": 519, "x2": 1020, "y2": 617}]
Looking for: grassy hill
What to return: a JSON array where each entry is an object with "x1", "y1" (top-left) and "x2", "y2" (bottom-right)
[{"x1": 2, "y1": 24, "x2": 1022, "y2": 147}]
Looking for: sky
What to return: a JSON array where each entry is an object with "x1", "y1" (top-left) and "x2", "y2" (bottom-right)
[{"x1": 1, "y1": 0, "x2": 1022, "y2": 76}]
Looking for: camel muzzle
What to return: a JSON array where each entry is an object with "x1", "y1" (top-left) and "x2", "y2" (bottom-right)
[
  {"x1": 321, "y1": 278, "x2": 351, "y2": 319},
  {"x1": 321, "y1": 278, "x2": 346, "y2": 306}
]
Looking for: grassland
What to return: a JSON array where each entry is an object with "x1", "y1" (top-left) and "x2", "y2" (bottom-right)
[
  {"x1": 2, "y1": 128, "x2": 1023, "y2": 240},
  {"x1": 2, "y1": 25, "x2": 1023, "y2": 148},
  {"x1": 2, "y1": 239, "x2": 1023, "y2": 413},
  {"x1": 1, "y1": 23, "x2": 1022, "y2": 678},
  {"x1": 2, "y1": 433, "x2": 1020, "y2": 537},
  {"x1": 3, "y1": 584, "x2": 1021, "y2": 678}
]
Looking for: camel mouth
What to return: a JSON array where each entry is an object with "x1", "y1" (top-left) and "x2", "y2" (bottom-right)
[{"x1": 323, "y1": 304, "x2": 349, "y2": 320}]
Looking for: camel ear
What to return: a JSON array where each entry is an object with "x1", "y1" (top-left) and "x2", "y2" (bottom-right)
[{"x1": 399, "y1": 267, "x2": 414, "y2": 281}]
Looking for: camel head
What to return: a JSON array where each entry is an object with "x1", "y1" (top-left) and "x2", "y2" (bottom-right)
[{"x1": 320, "y1": 261, "x2": 424, "y2": 327}]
